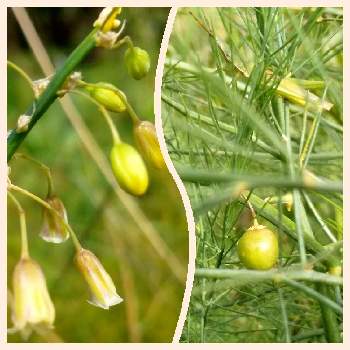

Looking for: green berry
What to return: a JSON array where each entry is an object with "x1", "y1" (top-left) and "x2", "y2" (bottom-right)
[{"x1": 237, "y1": 224, "x2": 278, "y2": 270}]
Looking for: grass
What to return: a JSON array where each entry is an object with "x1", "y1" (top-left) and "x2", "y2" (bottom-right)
[{"x1": 162, "y1": 7, "x2": 343, "y2": 343}]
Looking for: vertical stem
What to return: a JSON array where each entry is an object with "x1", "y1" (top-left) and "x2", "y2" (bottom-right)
[
  {"x1": 7, "y1": 191, "x2": 29, "y2": 258},
  {"x1": 284, "y1": 102, "x2": 307, "y2": 266},
  {"x1": 316, "y1": 283, "x2": 341, "y2": 343},
  {"x1": 99, "y1": 107, "x2": 121, "y2": 144},
  {"x1": 278, "y1": 287, "x2": 291, "y2": 342},
  {"x1": 69, "y1": 90, "x2": 121, "y2": 144},
  {"x1": 125, "y1": 100, "x2": 141, "y2": 125},
  {"x1": 303, "y1": 192, "x2": 337, "y2": 243}
]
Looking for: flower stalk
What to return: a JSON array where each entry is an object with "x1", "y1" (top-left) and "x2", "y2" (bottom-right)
[
  {"x1": 8, "y1": 184, "x2": 81, "y2": 251},
  {"x1": 7, "y1": 192, "x2": 29, "y2": 259}
]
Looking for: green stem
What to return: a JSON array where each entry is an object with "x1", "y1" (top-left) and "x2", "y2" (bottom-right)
[
  {"x1": 7, "y1": 60, "x2": 35, "y2": 97},
  {"x1": 70, "y1": 90, "x2": 121, "y2": 144},
  {"x1": 316, "y1": 283, "x2": 341, "y2": 342},
  {"x1": 7, "y1": 28, "x2": 99, "y2": 161},
  {"x1": 162, "y1": 94, "x2": 279, "y2": 158},
  {"x1": 177, "y1": 165, "x2": 342, "y2": 192},
  {"x1": 303, "y1": 192, "x2": 337, "y2": 243},
  {"x1": 195, "y1": 268, "x2": 342, "y2": 285},
  {"x1": 112, "y1": 35, "x2": 133, "y2": 50},
  {"x1": 284, "y1": 279, "x2": 342, "y2": 314},
  {"x1": 9, "y1": 184, "x2": 82, "y2": 251},
  {"x1": 7, "y1": 191, "x2": 29, "y2": 258},
  {"x1": 13, "y1": 153, "x2": 54, "y2": 197},
  {"x1": 277, "y1": 288, "x2": 291, "y2": 342}
]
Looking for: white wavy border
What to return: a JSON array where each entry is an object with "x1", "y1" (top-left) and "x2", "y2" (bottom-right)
[{"x1": 154, "y1": 6, "x2": 196, "y2": 343}]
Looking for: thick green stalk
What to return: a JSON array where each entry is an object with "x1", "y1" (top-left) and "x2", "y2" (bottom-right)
[
  {"x1": 316, "y1": 283, "x2": 341, "y2": 342},
  {"x1": 195, "y1": 268, "x2": 342, "y2": 285},
  {"x1": 177, "y1": 165, "x2": 342, "y2": 192},
  {"x1": 7, "y1": 29, "x2": 98, "y2": 161}
]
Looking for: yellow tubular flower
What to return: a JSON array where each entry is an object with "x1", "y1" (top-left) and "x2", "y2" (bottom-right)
[
  {"x1": 134, "y1": 121, "x2": 166, "y2": 169},
  {"x1": 40, "y1": 196, "x2": 70, "y2": 243},
  {"x1": 12, "y1": 258, "x2": 55, "y2": 335},
  {"x1": 75, "y1": 248, "x2": 123, "y2": 309}
]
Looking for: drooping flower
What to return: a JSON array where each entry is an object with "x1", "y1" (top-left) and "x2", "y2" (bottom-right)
[
  {"x1": 40, "y1": 196, "x2": 69, "y2": 243},
  {"x1": 75, "y1": 248, "x2": 123, "y2": 309},
  {"x1": 11, "y1": 258, "x2": 55, "y2": 337}
]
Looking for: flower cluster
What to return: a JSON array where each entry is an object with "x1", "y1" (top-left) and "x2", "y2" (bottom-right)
[{"x1": 6, "y1": 7, "x2": 165, "y2": 339}]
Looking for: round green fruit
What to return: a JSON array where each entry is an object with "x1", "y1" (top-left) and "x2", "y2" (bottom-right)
[{"x1": 237, "y1": 223, "x2": 278, "y2": 270}]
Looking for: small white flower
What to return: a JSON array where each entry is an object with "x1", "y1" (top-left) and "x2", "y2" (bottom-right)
[{"x1": 33, "y1": 77, "x2": 51, "y2": 98}]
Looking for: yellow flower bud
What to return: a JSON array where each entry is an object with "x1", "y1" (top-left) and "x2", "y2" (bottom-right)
[
  {"x1": 134, "y1": 121, "x2": 166, "y2": 169},
  {"x1": 75, "y1": 248, "x2": 123, "y2": 309},
  {"x1": 12, "y1": 258, "x2": 55, "y2": 335},
  {"x1": 124, "y1": 47, "x2": 150, "y2": 80},
  {"x1": 110, "y1": 142, "x2": 149, "y2": 196},
  {"x1": 87, "y1": 83, "x2": 126, "y2": 113},
  {"x1": 40, "y1": 196, "x2": 69, "y2": 243}
]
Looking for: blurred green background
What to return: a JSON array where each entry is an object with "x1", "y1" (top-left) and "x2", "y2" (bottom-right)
[{"x1": 7, "y1": 7, "x2": 189, "y2": 343}]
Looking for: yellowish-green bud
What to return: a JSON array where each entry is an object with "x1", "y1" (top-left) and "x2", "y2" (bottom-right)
[
  {"x1": 87, "y1": 83, "x2": 126, "y2": 113},
  {"x1": 40, "y1": 196, "x2": 69, "y2": 244},
  {"x1": 12, "y1": 258, "x2": 55, "y2": 336},
  {"x1": 75, "y1": 248, "x2": 123, "y2": 309},
  {"x1": 134, "y1": 121, "x2": 166, "y2": 169},
  {"x1": 124, "y1": 47, "x2": 150, "y2": 80},
  {"x1": 110, "y1": 142, "x2": 149, "y2": 196}
]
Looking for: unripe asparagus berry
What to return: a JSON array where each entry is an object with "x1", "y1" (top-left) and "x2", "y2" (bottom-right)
[
  {"x1": 237, "y1": 223, "x2": 279, "y2": 270},
  {"x1": 110, "y1": 143, "x2": 149, "y2": 196},
  {"x1": 124, "y1": 47, "x2": 150, "y2": 80},
  {"x1": 87, "y1": 83, "x2": 126, "y2": 113},
  {"x1": 134, "y1": 121, "x2": 166, "y2": 169}
]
